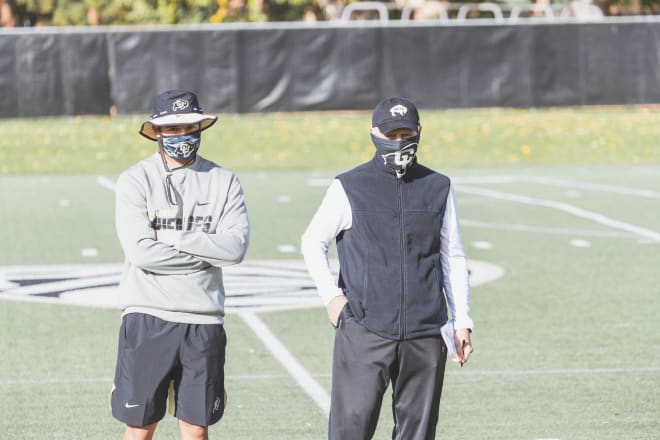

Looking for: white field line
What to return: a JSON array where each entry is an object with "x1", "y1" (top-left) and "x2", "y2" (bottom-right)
[
  {"x1": 460, "y1": 219, "x2": 634, "y2": 238},
  {"x1": 305, "y1": 178, "x2": 333, "y2": 187},
  {"x1": 3, "y1": 367, "x2": 659, "y2": 386},
  {"x1": 457, "y1": 186, "x2": 660, "y2": 243},
  {"x1": 96, "y1": 175, "x2": 116, "y2": 192},
  {"x1": 454, "y1": 175, "x2": 660, "y2": 199},
  {"x1": 447, "y1": 367, "x2": 660, "y2": 376},
  {"x1": 238, "y1": 311, "x2": 331, "y2": 416}
]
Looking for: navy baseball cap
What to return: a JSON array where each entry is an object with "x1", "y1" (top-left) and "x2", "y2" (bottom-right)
[
  {"x1": 371, "y1": 97, "x2": 420, "y2": 135},
  {"x1": 140, "y1": 90, "x2": 218, "y2": 141}
]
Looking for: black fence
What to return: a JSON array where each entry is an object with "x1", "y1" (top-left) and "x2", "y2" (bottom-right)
[{"x1": 2, "y1": 18, "x2": 660, "y2": 117}]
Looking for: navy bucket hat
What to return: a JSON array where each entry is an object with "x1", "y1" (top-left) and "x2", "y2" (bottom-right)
[{"x1": 140, "y1": 90, "x2": 218, "y2": 141}]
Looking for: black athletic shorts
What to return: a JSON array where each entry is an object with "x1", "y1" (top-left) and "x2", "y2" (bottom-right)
[{"x1": 111, "y1": 313, "x2": 227, "y2": 427}]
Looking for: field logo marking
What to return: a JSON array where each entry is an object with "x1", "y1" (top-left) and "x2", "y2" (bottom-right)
[{"x1": 0, "y1": 260, "x2": 502, "y2": 310}]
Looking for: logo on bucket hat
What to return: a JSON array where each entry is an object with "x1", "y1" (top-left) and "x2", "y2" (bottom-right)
[
  {"x1": 172, "y1": 98, "x2": 190, "y2": 112},
  {"x1": 139, "y1": 90, "x2": 218, "y2": 141}
]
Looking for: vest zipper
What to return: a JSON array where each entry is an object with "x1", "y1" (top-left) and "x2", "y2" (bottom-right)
[{"x1": 397, "y1": 177, "x2": 406, "y2": 340}]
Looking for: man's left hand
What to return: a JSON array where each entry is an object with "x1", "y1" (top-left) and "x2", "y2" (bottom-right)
[{"x1": 454, "y1": 328, "x2": 473, "y2": 365}]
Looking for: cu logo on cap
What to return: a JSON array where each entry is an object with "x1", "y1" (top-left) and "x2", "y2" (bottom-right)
[
  {"x1": 172, "y1": 99, "x2": 190, "y2": 111},
  {"x1": 390, "y1": 104, "x2": 408, "y2": 117}
]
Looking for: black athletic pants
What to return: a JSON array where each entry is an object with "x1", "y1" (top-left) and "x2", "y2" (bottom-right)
[{"x1": 329, "y1": 306, "x2": 447, "y2": 440}]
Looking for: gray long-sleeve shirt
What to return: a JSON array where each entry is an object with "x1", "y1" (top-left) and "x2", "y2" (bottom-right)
[{"x1": 115, "y1": 153, "x2": 249, "y2": 324}]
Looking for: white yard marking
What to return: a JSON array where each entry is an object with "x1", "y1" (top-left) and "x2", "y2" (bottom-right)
[
  {"x1": 238, "y1": 311, "x2": 331, "y2": 416},
  {"x1": 59, "y1": 199, "x2": 71, "y2": 207},
  {"x1": 472, "y1": 240, "x2": 493, "y2": 250},
  {"x1": 81, "y1": 248, "x2": 98, "y2": 257},
  {"x1": 276, "y1": 195, "x2": 291, "y2": 203},
  {"x1": 96, "y1": 175, "x2": 116, "y2": 192},
  {"x1": 277, "y1": 244, "x2": 297, "y2": 253},
  {"x1": 570, "y1": 239, "x2": 592, "y2": 248},
  {"x1": 306, "y1": 178, "x2": 333, "y2": 187},
  {"x1": 456, "y1": 186, "x2": 660, "y2": 243}
]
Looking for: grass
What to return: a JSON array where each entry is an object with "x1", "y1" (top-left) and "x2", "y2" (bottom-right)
[
  {"x1": 1, "y1": 106, "x2": 659, "y2": 175},
  {"x1": 1, "y1": 107, "x2": 660, "y2": 439}
]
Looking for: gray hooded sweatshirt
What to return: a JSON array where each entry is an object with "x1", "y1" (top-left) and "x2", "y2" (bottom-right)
[{"x1": 115, "y1": 153, "x2": 249, "y2": 324}]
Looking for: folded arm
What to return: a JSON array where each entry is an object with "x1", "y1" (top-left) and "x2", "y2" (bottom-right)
[
  {"x1": 175, "y1": 174, "x2": 250, "y2": 267},
  {"x1": 115, "y1": 173, "x2": 209, "y2": 275}
]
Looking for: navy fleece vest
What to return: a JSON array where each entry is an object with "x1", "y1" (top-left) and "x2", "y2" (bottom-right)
[{"x1": 336, "y1": 157, "x2": 451, "y2": 340}]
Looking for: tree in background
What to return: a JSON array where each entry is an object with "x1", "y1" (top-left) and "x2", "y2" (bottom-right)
[
  {"x1": 210, "y1": 0, "x2": 257, "y2": 21},
  {"x1": 605, "y1": 0, "x2": 660, "y2": 14},
  {"x1": 12, "y1": 0, "x2": 55, "y2": 25},
  {"x1": 10, "y1": 0, "x2": 220, "y2": 25},
  {"x1": 262, "y1": 0, "x2": 325, "y2": 20},
  {"x1": 4, "y1": 0, "x2": 660, "y2": 26},
  {"x1": 210, "y1": 0, "x2": 323, "y2": 21},
  {"x1": 4, "y1": 0, "x2": 327, "y2": 24},
  {"x1": 51, "y1": 0, "x2": 98, "y2": 24}
]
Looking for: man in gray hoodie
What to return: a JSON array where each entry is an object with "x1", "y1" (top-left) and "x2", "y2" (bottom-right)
[{"x1": 110, "y1": 90, "x2": 249, "y2": 440}]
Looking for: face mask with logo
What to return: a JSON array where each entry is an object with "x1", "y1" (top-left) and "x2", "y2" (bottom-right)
[
  {"x1": 159, "y1": 133, "x2": 201, "y2": 161},
  {"x1": 370, "y1": 133, "x2": 419, "y2": 178}
]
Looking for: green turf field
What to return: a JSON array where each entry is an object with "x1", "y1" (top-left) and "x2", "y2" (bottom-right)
[{"x1": 1, "y1": 108, "x2": 659, "y2": 439}]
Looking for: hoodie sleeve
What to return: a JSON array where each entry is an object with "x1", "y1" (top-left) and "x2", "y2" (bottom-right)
[
  {"x1": 115, "y1": 171, "x2": 209, "y2": 275},
  {"x1": 175, "y1": 173, "x2": 250, "y2": 267}
]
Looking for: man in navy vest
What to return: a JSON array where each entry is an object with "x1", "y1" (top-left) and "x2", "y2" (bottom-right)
[{"x1": 302, "y1": 97, "x2": 473, "y2": 439}]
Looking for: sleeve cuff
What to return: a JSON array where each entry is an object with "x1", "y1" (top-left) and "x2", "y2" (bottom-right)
[
  {"x1": 454, "y1": 317, "x2": 474, "y2": 332},
  {"x1": 321, "y1": 290, "x2": 345, "y2": 306}
]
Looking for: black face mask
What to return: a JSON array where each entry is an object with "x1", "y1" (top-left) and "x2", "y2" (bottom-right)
[{"x1": 370, "y1": 133, "x2": 419, "y2": 178}]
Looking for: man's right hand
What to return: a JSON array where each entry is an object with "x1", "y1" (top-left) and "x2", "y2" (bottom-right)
[{"x1": 326, "y1": 295, "x2": 349, "y2": 327}]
